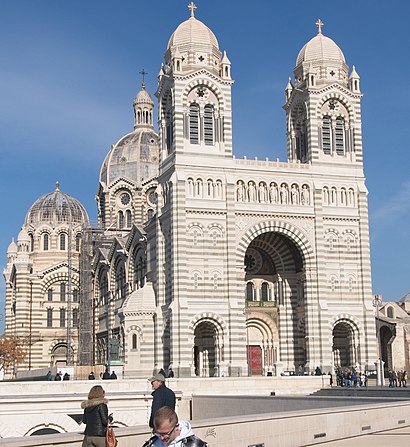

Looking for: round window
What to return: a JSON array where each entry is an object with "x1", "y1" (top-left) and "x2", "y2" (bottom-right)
[{"x1": 120, "y1": 192, "x2": 131, "y2": 205}]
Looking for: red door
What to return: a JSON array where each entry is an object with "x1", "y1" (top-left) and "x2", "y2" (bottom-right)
[{"x1": 247, "y1": 345, "x2": 263, "y2": 375}]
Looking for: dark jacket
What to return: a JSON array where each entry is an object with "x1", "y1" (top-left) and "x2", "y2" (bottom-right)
[
  {"x1": 149, "y1": 382, "x2": 176, "y2": 428},
  {"x1": 81, "y1": 398, "x2": 110, "y2": 437}
]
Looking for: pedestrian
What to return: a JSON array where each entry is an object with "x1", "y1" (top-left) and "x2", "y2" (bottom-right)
[
  {"x1": 328, "y1": 372, "x2": 333, "y2": 387},
  {"x1": 168, "y1": 365, "x2": 174, "y2": 378},
  {"x1": 46, "y1": 370, "x2": 52, "y2": 381},
  {"x1": 148, "y1": 373, "x2": 176, "y2": 429},
  {"x1": 63, "y1": 372, "x2": 70, "y2": 381},
  {"x1": 81, "y1": 385, "x2": 113, "y2": 447},
  {"x1": 110, "y1": 371, "x2": 117, "y2": 380},
  {"x1": 88, "y1": 371, "x2": 95, "y2": 380},
  {"x1": 55, "y1": 371, "x2": 62, "y2": 381},
  {"x1": 144, "y1": 406, "x2": 207, "y2": 447},
  {"x1": 102, "y1": 368, "x2": 110, "y2": 380}
]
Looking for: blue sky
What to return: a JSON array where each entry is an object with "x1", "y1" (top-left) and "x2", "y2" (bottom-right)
[{"x1": 1, "y1": 0, "x2": 409, "y2": 331}]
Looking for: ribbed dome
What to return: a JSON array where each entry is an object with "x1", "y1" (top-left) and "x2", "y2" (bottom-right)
[
  {"x1": 167, "y1": 16, "x2": 219, "y2": 50},
  {"x1": 99, "y1": 130, "x2": 159, "y2": 186},
  {"x1": 25, "y1": 183, "x2": 89, "y2": 226},
  {"x1": 134, "y1": 85, "x2": 154, "y2": 106},
  {"x1": 17, "y1": 227, "x2": 30, "y2": 243},
  {"x1": 399, "y1": 292, "x2": 410, "y2": 303},
  {"x1": 296, "y1": 33, "x2": 345, "y2": 66}
]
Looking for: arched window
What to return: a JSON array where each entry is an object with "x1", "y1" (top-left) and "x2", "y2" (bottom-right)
[
  {"x1": 189, "y1": 104, "x2": 200, "y2": 144},
  {"x1": 246, "y1": 282, "x2": 254, "y2": 301},
  {"x1": 60, "y1": 283, "x2": 66, "y2": 302},
  {"x1": 335, "y1": 117, "x2": 345, "y2": 155},
  {"x1": 132, "y1": 333, "x2": 138, "y2": 350},
  {"x1": 387, "y1": 306, "x2": 395, "y2": 319},
  {"x1": 118, "y1": 211, "x2": 124, "y2": 229},
  {"x1": 261, "y1": 282, "x2": 270, "y2": 302},
  {"x1": 126, "y1": 210, "x2": 132, "y2": 228},
  {"x1": 72, "y1": 308, "x2": 79, "y2": 327},
  {"x1": 43, "y1": 233, "x2": 49, "y2": 251},
  {"x1": 60, "y1": 308, "x2": 66, "y2": 327},
  {"x1": 116, "y1": 261, "x2": 127, "y2": 299},
  {"x1": 73, "y1": 289, "x2": 78, "y2": 303},
  {"x1": 47, "y1": 308, "x2": 53, "y2": 327},
  {"x1": 75, "y1": 234, "x2": 81, "y2": 251},
  {"x1": 99, "y1": 271, "x2": 109, "y2": 305},
  {"x1": 59, "y1": 233, "x2": 66, "y2": 251},
  {"x1": 204, "y1": 105, "x2": 214, "y2": 145},
  {"x1": 322, "y1": 116, "x2": 332, "y2": 154},
  {"x1": 48, "y1": 288, "x2": 53, "y2": 302},
  {"x1": 30, "y1": 234, "x2": 34, "y2": 252}
]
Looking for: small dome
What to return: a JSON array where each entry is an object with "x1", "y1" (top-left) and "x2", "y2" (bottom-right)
[
  {"x1": 399, "y1": 292, "x2": 410, "y2": 303},
  {"x1": 25, "y1": 182, "x2": 89, "y2": 226},
  {"x1": 17, "y1": 227, "x2": 30, "y2": 243},
  {"x1": 296, "y1": 33, "x2": 345, "y2": 67},
  {"x1": 134, "y1": 84, "x2": 154, "y2": 106},
  {"x1": 7, "y1": 239, "x2": 17, "y2": 254},
  {"x1": 167, "y1": 16, "x2": 219, "y2": 51}
]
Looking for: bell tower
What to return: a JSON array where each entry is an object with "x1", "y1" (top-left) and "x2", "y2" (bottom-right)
[
  {"x1": 284, "y1": 19, "x2": 363, "y2": 166},
  {"x1": 156, "y1": 2, "x2": 234, "y2": 170}
]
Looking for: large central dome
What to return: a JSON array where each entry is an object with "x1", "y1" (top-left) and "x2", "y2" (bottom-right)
[{"x1": 25, "y1": 182, "x2": 89, "y2": 226}]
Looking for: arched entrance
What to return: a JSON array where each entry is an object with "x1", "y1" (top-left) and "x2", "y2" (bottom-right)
[
  {"x1": 380, "y1": 325, "x2": 395, "y2": 373},
  {"x1": 244, "y1": 231, "x2": 306, "y2": 373},
  {"x1": 332, "y1": 321, "x2": 357, "y2": 367},
  {"x1": 51, "y1": 343, "x2": 72, "y2": 366},
  {"x1": 194, "y1": 320, "x2": 220, "y2": 377}
]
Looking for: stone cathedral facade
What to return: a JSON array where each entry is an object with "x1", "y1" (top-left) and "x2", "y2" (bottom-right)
[{"x1": 4, "y1": 6, "x2": 377, "y2": 377}]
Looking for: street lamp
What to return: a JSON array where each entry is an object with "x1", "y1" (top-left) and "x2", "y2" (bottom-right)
[{"x1": 372, "y1": 294, "x2": 383, "y2": 386}]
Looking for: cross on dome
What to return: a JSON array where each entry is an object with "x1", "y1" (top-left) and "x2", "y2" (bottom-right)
[
  {"x1": 316, "y1": 18, "x2": 324, "y2": 34},
  {"x1": 188, "y1": 2, "x2": 197, "y2": 18},
  {"x1": 139, "y1": 68, "x2": 148, "y2": 88},
  {"x1": 55, "y1": 181, "x2": 60, "y2": 191}
]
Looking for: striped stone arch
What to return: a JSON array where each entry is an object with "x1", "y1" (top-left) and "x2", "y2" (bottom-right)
[
  {"x1": 317, "y1": 92, "x2": 355, "y2": 120},
  {"x1": 247, "y1": 313, "x2": 278, "y2": 341},
  {"x1": 182, "y1": 78, "x2": 226, "y2": 111},
  {"x1": 329, "y1": 313, "x2": 362, "y2": 336},
  {"x1": 237, "y1": 220, "x2": 314, "y2": 268},
  {"x1": 47, "y1": 339, "x2": 77, "y2": 356},
  {"x1": 40, "y1": 273, "x2": 79, "y2": 296},
  {"x1": 188, "y1": 312, "x2": 227, "y2": 346}
]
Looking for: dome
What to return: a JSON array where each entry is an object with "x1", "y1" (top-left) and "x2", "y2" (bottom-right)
[
  {"x1": 296, "y1": 33, "x2": 345, "y2": 67},
  {"x1": 7, "y1": 239, "x2": 17, "y2": 255},
  {"x1": 17, "y1": 227, "x2": 30, "y2": 243},
  {"x1": 134, "y1": 84, "x2": 154, "y2": 107},
  {"x1": 167, "y1": 16, "x2": 219, "y2": 51},
  {"x1": 399, "y1": 292, "x2": 410, "y2": 303},
  {"x1": 25, "y1": 182, "x2": 89, "y2": 226},
  {"x1": 99, "y1": 129, "x2": 159, "y2": 186}
]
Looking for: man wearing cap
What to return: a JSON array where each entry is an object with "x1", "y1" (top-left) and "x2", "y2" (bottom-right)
[{"x1": 149, "y1": 373, "x2": 176, "y2": 429}]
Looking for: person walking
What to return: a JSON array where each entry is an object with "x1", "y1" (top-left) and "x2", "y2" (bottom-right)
[
  {"x1": 148, "y1": 373, "x2": 176, "y2": 429},
  {"x1": 144, "y1": 406, "x2": 207, "y2": 446},
  {"x1": 81, "y1": 385, "x2": 113, "y2": 447}
]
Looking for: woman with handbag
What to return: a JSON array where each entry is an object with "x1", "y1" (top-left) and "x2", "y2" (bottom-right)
[{"x1": 81, "y1": 385, "x2": 114, "y2": 447}]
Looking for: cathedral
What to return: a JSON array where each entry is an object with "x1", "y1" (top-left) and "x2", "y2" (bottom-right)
[{"x1": 3, "y1": 5, "x2": 378, "y2": 378}]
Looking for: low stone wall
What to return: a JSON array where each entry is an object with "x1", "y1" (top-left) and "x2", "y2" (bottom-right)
[{"x1": 3, "y1": 401, "x2": 410, "y2": 447}]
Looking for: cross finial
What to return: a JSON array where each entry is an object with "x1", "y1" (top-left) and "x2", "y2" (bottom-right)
[
  {"x1": 55, "y1": 181, "x2": 60, "y2": 191},
  {"x1": 316, "y1": 18, "x2": 324, "y2": 34},
  {"x1": 139, "y1": 68, "x2": 148, "y2": 88},
  {"x1": 188, "y1": 2, "x2": 197, "y2": 17}
]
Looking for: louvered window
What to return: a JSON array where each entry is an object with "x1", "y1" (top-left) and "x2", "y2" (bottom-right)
[
  {"x1": 204, "y1": 105, "x2": 214, "y2": 145},
  {"x1": 335, "y1": 117, "x2": 345, "y2": 155},
  {"x1": 322, "y1": 116, "x2": 332, "y2": 154},
  {"x1": 189, "y1": 104, "x2": 199, "y2": 144}
]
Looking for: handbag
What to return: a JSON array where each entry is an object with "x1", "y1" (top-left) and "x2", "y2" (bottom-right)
[{"x1": 106, "y1": 425, "x2": 118, "y2": 447}]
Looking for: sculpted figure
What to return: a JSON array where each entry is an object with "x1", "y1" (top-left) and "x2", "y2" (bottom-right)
[
  {"x1": 301, "y1": 185, "x2": 310, "y2": 205},
  {"x1": 280, "y1": 184, "x2": 288, "y2": 204},
  {"x1": 237, "y1": 181, "x2": 244, "y2": 202},
  {"x1": 258, "y1": 183, "x2": 266, "y2": 203},
  {"x1": 291, "y1": 184, "x2": 299, "y2": 205},
  {"x1": 248, "y1": 181, "x2": 256, "y2": 202},
  {"x1": 269, "y1": 183, "x2": 278, "y2": 203}
]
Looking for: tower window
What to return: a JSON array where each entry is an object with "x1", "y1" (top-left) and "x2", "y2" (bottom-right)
[
  {"x1": 43, "y1": 233, "x2": 49, "y2": 251},
  {"x1": 261, "y1": 282, "x2": 270, "y2": 302},
  {"x1": 189, "y1": 104, "x2": 200, "y2": 144},
  {"x1": 246, "y1": 282, "x2": 255, "y2": 301},
  {"x1": 75, "y1": 234, "x2": 81, "y2": 251},
  {"x1": 204, "y1": 105, "x2": 214, "y2": 145},
  {"x1": 73, "y1": 289, "x2": 78, "y2": 303},
  {"x1": 322, "y1": 116, "x2": 332, "y2": 154},
  {"x1": 60, "y1": 283, "x2": 66, "y2": 302},
  {"x1": 73, "y1": 308, "x2": 79, "y2": 327},
  {"x1": 126, "y1": 210, "x2": 132, "y2": 228},
  {"x1": 132, "y1": 333, "x2": 138, "y2": 350},
  {"x1": 335, "y1": 117, "x2": 345, "y2": 155},
  {"x1": 48, "y1": 288, "x2": 53, "y2": 302}
]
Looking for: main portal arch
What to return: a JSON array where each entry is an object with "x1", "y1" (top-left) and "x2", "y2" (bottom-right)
[{"x1": 239, "y1": 222, "x2": 312, "y2": 374}]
